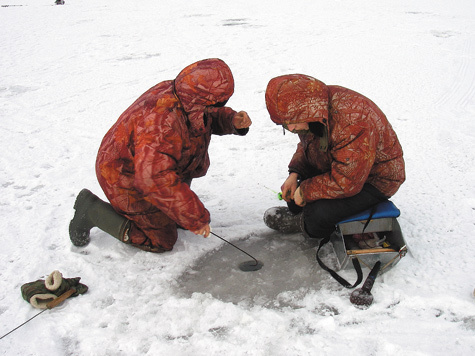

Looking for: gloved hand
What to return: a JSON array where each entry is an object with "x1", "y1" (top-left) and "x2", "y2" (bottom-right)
[{"x1": 21, "y1": 270, "x2": 88, "y2": 309}]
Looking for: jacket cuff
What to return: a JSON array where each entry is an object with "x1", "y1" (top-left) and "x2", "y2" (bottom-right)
[
  {"x1": 234, "y1": 127, "x2": 249, "y2": 136},
  {"x1": 288, "y1": 170, "x2": 302, "y2": 180}
]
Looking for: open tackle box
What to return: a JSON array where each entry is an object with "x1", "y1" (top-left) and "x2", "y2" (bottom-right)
[{"x1": 329, "y1": 200, "x2": 408, "y2": 273}]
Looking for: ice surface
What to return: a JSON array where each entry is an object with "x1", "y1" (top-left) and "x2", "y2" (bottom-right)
[{"x1": 1, "y1": 0, "x2": 475, "y2": 355}]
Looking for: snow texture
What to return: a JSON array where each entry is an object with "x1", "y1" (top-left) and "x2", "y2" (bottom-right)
[{"x1": 1, "y1": 0, "x2": 475, "y2": 355}]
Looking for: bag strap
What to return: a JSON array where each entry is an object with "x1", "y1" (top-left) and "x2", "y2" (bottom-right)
[
  {"x1": 361, "y1": 204, "x2": 378, "y2": 234},
  {"x1": 316, "y1": 202, "x2": 386, "y2": 288},
  {"x1": 316, "y1": 235, "x2": 363, "y2": 289}
]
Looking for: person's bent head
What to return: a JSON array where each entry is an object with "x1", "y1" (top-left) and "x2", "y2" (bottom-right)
[{"x1": 265, "y1": 74, "x2": 329, "y2": 135}]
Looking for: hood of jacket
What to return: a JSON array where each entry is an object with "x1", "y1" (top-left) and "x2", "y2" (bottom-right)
[
  {"x1": 265, "y1": 74, "x2": 329, "y2": 126},
  {"x1": 174, "y1": 58, "x2": 234, "y2": 135}
]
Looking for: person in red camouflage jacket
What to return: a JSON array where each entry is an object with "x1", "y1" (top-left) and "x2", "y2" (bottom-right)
[
  {"x1": 69, "y1": 59, "x2": 251, "y2": 252},
  {"x1": 263, "y1": 74, "x2": 405, "y2": 238}
]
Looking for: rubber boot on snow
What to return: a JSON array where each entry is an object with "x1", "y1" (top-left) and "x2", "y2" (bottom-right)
[{"x1": 69, "y1": 189, "x2": 131, "y2": 247}]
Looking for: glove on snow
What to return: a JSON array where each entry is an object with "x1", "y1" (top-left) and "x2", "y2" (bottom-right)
[{"x1": 21, "y1": 270, "x2": 88, "y2": 309}]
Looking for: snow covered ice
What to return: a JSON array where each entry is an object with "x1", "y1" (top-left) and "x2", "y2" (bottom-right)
[{"x1": 1, "y1": 0, "x2": 475, "y2": 355}]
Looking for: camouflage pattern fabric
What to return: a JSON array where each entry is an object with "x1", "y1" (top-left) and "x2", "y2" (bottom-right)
[{"x1": 265, "y1": 74, "x2": 405, "y2": 202}]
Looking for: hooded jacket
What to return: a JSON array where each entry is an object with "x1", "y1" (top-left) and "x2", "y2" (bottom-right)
[
  {"x1": 96, "y1": 59, "x2": 247, "y2": 232},
  {"x1": 265, "y1": 74, "x2": 405, "y2": 202}
]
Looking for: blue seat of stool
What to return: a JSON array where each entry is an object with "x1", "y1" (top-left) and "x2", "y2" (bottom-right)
[{"x1": 338, "y1": 200, "x2": 400, "y2": 224}]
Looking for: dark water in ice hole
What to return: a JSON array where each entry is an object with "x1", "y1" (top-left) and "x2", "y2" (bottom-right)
[{"x1": 176, "y1": 231, "x2": 337, "y2": 308}]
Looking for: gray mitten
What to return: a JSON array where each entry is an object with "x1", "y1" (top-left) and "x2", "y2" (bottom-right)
[{"x1": 21, "y1": 270, "x2": 88, "y2": 309}]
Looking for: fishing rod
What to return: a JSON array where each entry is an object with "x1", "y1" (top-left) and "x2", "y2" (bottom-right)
[{"x1": 210, "y1": 231, "x2": 263, "y2": 272}]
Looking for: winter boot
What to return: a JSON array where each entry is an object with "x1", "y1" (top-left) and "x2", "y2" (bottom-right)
[
  {"x1": 69, "y1": 189, "x2": 131, "y2": 247},
  {"x1": 263, "y1": 206, "x2": 306, "y2": 234}
]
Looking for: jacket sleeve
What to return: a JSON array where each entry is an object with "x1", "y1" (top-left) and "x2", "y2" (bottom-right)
[
  {"x1": 133, "y1": 112, "x2": 210, "y2": 230},
  {"x1": 288, "y1": 141, "x2": 312, "y2": 179},
  {"x1": 301, "y1": 120, "x2": 377, "y2": 201},
  {"x1": 206, "y1": 106, "x2": 249, "y2": 136}
]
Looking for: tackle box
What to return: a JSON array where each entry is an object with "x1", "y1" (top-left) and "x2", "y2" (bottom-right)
[{"x1": 329, "y1": 200, "x2": 408, "y2": 273}]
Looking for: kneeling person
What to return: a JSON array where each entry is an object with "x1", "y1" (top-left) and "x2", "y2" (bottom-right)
[{"x1": 69, "y1": 58, "x2": 251, "y2": 252}]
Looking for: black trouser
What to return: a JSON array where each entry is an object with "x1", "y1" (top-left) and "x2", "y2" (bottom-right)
[{"x1": 288, "y1": 184, "x2": 388, "y2": 239}]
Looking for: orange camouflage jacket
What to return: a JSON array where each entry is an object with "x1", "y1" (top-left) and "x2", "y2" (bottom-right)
[
  {"x1": 265, "y1": 74, "x2": 405, "y2": 202},
  {"x1": 96, "y1": 59, "x2": 247, "y2": 231}
]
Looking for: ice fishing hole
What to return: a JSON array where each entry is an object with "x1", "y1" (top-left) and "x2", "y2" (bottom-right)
[{"x1": 176, "y1": 231, "x2": 333, "y2": 308}]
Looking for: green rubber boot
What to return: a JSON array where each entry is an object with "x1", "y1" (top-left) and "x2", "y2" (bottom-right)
[{"x1": 69, "y1": 189, "x2": 131, "y2": 247}]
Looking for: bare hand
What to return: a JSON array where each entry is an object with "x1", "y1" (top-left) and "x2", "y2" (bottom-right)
[
  {"x1": 280, "y1": 173, "x2": 299, "y2": 202},
  {"x1": 232, "y1": 111, "x2": 252, "y2": 129},
  {"x1": 192, "y1": 224, "x2": 211, "y2": 238},
  {"x1": 294, "y1": 186, "x2": 306, "y2": 207}
]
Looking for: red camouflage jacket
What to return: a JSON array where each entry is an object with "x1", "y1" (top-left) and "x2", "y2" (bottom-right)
[
  {"x1": 265, "y1": 74, "x2": 405, "y2": 202},
  {"x1": 96, "y1": 59, "x2": 247, "y2": 231}
]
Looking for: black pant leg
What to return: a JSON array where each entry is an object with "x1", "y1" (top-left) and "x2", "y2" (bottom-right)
[{"x1": 303, "y1": 184, "x2": 388, "y2": 239}]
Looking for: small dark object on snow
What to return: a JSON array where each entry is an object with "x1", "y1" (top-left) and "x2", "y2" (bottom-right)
[
  {"x1": 55, "y1": 0, "x2": 65, "y2": 4},
  {"x1": 238, "y1": 260, "x2": 264, "y2": 272},
  {"x1": 350, "y1": 261, "x2": 381, "y2": 308}
]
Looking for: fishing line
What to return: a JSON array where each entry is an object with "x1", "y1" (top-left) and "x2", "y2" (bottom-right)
[
  {"x1": 0, "y1": 288, "x2": 76, "y2": 340},
  {"x1": 0, "y1": 309, "x2": 46, "y2": 340}
]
